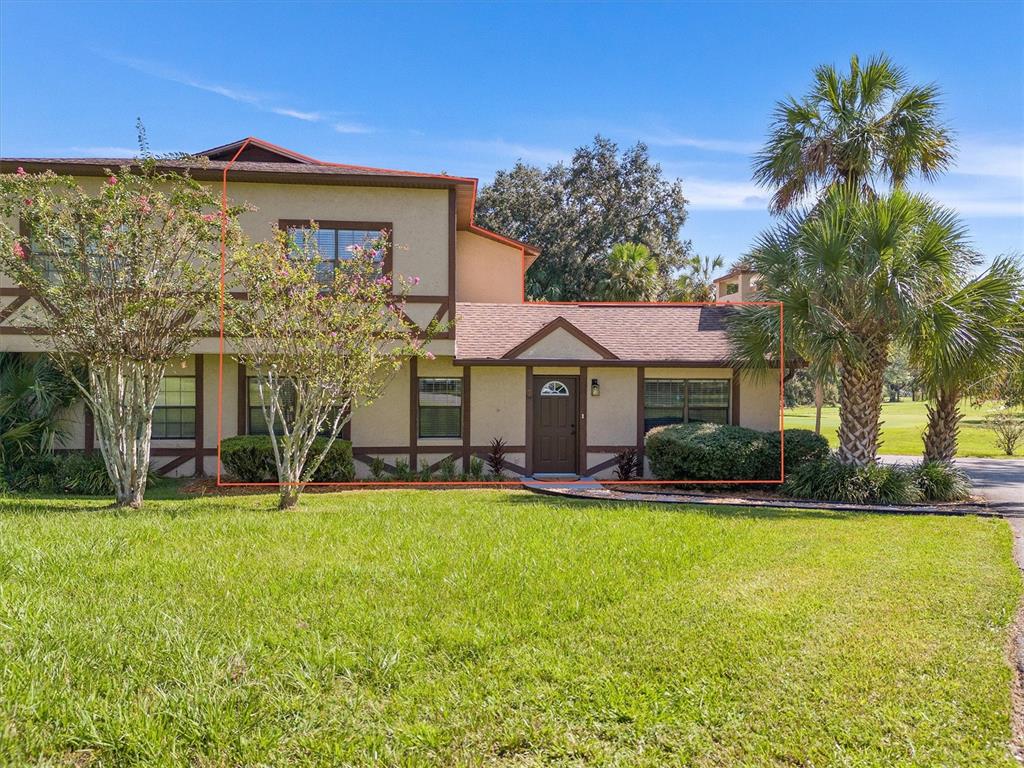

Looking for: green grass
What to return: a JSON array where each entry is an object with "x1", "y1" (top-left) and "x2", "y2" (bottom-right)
[
  {"x1": 1, "y1": 490, "x2": 1020, "y2": 767},
  {"x1": 785, "y1": 399, "x2": 1023, "y2": 458}
]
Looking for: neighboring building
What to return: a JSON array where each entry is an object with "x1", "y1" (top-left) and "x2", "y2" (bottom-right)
[
  {"x1": 713, "y1": 267, "x2": 760, "y2": 303},
  {"x1": 0, "y1": 138, "x2": 780, "y2": 479}
]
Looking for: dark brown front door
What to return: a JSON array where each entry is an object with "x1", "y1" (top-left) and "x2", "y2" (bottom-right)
[{"x1": 533, "y1": 376, "x2": 578, "y2": 474}]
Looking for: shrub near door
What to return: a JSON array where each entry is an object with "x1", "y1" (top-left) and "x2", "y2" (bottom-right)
[{"x1": 645, "y1": 423, "x2": 827, "y2": 481}]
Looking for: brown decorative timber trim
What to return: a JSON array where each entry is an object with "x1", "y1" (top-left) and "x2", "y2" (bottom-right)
[
  {"x1": 462, "y1": 366, "x2": 472, "y2": 472},
  {"x1": 454, "y1": 358, "x2": 730, "y2": 368},
  {"x1": 0, "y1": 295, "x2": 28, "y2": 323},
  {"x1": 353, "y1": 453, "x2": 399, "y2": 474},
  {"x1": 194, "y1": 354, "x2": 205, "y2": 476},
  {"x1": 155, "y1": 453, "x2": 194, "y2": 477},
  {"x1": 351, "y1": 445, "x2": 525, "y2": 454},
  {"x1": 0, "y1": 287, "x2": 31, "y2": 297},
  {"x1": 448, "y1": 188, "x2": 457, "y2": 331},
  {"x1": 525, "y1": 366, "x2": 534, "y2": 475},
  {"x1": 587, "y1": 445, "x2": 636, "y2": 453},
  {"x1": 408, "y1": 356, "x2": 418, "y2": 468},
  {"x1": 585, "y1": 455, "x2": 621, "y2": 476},
  {"x1": 636, "y1": 367, "x2": 645, "y2": 459},
  {"x1": 732, "y1": 369, "x2": 741, "y2": 426},
  {"x1": 405, "y1": 295, "x2": 450, "y2": 303},
  {"x1": 579, "y1": 365, "x2": 588, "y2": 475},
  {"x1": 278, "y1": 219, "x2": 394, "y2": 277},
  {"x1": 84, "y1": 407, "x2": 94, "y2": 455},
  {"x1": 500, "y1": 317, "x2": 618, "y2": 361},
  {"x1": 236, "y1": 362, "x2": 247, "y2": 435}
]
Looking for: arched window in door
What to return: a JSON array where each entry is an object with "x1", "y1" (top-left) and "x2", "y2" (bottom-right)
[{"x1": 540, "y1": 381, "x2": 570, "y2": 397}]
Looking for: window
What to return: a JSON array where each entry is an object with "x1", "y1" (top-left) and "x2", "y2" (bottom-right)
[
  {"x1": 643, "y1": 379, "x2": 730, "y2": 433},
  {"x1": 723, "y1": 282, "x2": 739, "y2": 296},
  {"x1": 540, "y1": 380, "x2": 570, "y2": 396},
  {"x1": 152, "y1": 377, "x2": 196, "y2": 439},
  {"x1": 418, "y1": 378, "x2": 462, "y2": 438},
  {"x1": 248, "y1": 377, "x2": 295, "y2": 435},
  {"x1": 282, "y1": 222, "x2": 389, "y2": 284},
  {"x1": 686, "y1": 380, "x2": 730, "y2": 424},
  {"x1": 247, "y1": 378, "x2": 344, "y2": 436}
]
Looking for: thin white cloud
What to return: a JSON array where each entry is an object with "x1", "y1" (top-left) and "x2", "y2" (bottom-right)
[
  {"x1": 333, "y1": 122, "x2": 373, "y2": 135},
  {"x1": 645, "y1": 131, "x2": 760, "y2": 155},
  {"x1": 271, "y1": 107, "x2": 323, "y2": 122},
  {"x1": 460, "y1": 138, "x2": 567, "y2": 165},
  {"x1": 953, "y1": 140, "x2": 1024, "y2": 180},
  {"x1": 98, "y1": 51, "x2": 373, "y2": 132},
  {"x1": 683, "y1": 177, "x2": 769, "y2": 210}
]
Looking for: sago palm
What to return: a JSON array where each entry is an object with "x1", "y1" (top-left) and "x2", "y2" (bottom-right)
[
  {"x1": 907, "y1": 257, "x2": 1023, "y2": 461},
  {"x1": 728, "y1": 185, "x2": 972, "y2": 466},
  {"x1": 597, "y1": 242, "x2": 661, "y2": 301},
  {"x1": 754, "y1": 54, "x2": 954, "y2": 213}
]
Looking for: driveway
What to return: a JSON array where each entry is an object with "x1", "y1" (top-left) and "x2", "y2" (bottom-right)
[{"x1": 881, "y1": 455, "x2": 1024, "y2": 516}]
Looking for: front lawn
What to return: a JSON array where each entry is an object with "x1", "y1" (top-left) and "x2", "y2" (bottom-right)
[
  {"x1": 1, "y1": 490, "x2": 1020, "y2": 766},
  {"x1": 785, "y1": 399, "x2": 1023, "y2": 458}
]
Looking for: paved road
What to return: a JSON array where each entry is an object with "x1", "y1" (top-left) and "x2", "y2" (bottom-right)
[{"x1": 881, "y1": 455, "x2": 1024, "y2": 515}]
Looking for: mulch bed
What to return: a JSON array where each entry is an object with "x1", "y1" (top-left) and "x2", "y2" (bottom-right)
[{"x1": 180, "y1": 478, "x2": 523, "y2": 496}]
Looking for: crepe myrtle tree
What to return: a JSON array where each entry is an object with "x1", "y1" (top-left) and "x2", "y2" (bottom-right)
[
  {"x1": 0, "y1": 162, "x2": 244, "y2": 508},
  {"x1": 227, "y1": 226, "x2": 441, "y2": 509}
]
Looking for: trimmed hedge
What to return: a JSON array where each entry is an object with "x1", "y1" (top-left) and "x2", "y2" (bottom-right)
[
  {"x1": 220, "y1": 436, "x2": 354, "y2": 482},
  {"x1": 645, "y1": 423, "x2": 827, "y2": 482}
]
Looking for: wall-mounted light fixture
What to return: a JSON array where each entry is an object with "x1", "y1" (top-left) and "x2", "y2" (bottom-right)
[{"x1": 591, "y1": 378, "x2": 600, "y2": 397}]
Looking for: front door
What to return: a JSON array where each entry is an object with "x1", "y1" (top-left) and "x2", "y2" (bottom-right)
[{"x1": 533, "y1": 376, "x2": 578, "y2": 474}]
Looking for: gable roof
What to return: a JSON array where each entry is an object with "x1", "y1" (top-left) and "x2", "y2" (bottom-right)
[
  {"x1": 454, "y1": 302, "x2": 735, "y2": 364},
  {"x1": 502, "y1": 316, "x2": 619, "y2": 360}
]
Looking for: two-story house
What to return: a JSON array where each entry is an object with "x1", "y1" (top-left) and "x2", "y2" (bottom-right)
[{"x1": 1, "y1": 137, "x2": 781, "y2": 480}]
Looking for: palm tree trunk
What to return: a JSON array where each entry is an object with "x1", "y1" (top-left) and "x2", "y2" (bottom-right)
[
  {"x1": 814, "y1": 379, "x2": 824, "y2": 435},
  {"x1": 923, "y1": 387, "x2": 961, "y2": 462},
  {"x1": 836, "y1": 340, "x2": 887, "y2": 467}
]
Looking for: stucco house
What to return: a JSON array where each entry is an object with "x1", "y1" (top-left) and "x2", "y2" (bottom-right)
[{"x1": 0, "y1": 138, "x2": 780, "y2": 480}]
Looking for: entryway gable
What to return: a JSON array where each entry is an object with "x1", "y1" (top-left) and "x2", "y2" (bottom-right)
[{"x1": 502, "y1": 317, "x2": 618, "y2": 361}]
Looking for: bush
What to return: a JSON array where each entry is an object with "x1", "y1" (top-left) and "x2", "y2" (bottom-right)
[
  {"x1": 55, "y1": 452, "x2": 116, "y2": 495},
  {"x1": 908, "y1": 460, "x2": 972, "y2": 502},
  {"x1": 783, "y1": 457, "x2": 922, "y2": 505},
  {"x1": 1, "y1": 451, "x2": 147, "y2": 495},
  {"x1": 220, "y1": 436, "x2": 353, "y2": 482},
  {"x1": 645, "y1": 423, "x2": 826, "y2": 482},
  {"x1": 772, "y1": 429, "x2": 830, "y2": 475},
  {"x1": 220, "y1": 436, "x2": 276, "y2": 482}
]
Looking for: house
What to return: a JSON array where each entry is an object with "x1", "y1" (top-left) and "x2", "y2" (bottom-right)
[
  {"x1": 713, "y1": 266, "x2": 760, "y2": 302},
  {"x1": 0, "y1": 138, "x2": 781, "y2": 480}
]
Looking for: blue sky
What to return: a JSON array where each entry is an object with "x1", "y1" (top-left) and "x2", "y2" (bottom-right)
[{"x1": 1, "y1": 1, "x2": 1021, "y2": 267}]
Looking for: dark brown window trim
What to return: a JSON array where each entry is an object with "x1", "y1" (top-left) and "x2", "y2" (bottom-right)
[
  {"x1": 152, "y1": 374, "x2": 198, "y2": 441},
  {"x1": 278, "y1": 219, "x2": 394, "y2": 277}
]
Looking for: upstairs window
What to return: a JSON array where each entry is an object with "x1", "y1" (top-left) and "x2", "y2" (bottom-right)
[
  {"x1": 643, "y1": 379, "x2": 730, "y2": 433},
  {"x1": 418, "y1": 378, "x2": 462, "y2": 438},
  {"x1": 280, "y1": 220, "x2": 391, "y2": 284}
]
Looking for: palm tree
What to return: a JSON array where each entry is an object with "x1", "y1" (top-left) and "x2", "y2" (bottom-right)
[
  {"x1": 597, "y1": 242, "x2": 661, "y2": 301},
  {"x1": 665, "y1": 253, "x2": 724, "y2": 302},
  {"x1": 729, "y1": 185, "x2": 973, "y2": 466},
  {"x1": 753, "y1": 54, "x2": 954, "y2": 213},
  {"x1": 908, "y1": 257, "x2": 1023, "y2": 461},
  {"x1": 0, "y1": 352, "x2": 81, "y2": 464}
]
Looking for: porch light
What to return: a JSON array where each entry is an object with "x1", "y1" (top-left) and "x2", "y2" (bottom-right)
[{"x1": 591, "y1": 378, "x2": 600, "y2": 397}]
